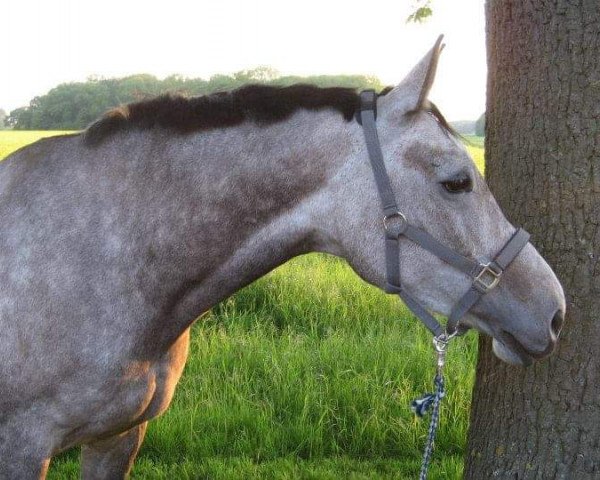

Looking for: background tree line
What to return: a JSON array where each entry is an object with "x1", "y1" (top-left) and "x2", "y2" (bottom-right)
[{"x1": 5, "y1": 67, "x2": 384, "y2": 130}]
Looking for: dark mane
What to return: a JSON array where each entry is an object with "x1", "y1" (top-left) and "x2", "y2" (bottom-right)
[
  {"x1": 83, "y1": 84, "x2": 457, "y2": 146},
  {"x1": 84, "y1": 84, "x2": 364, "y2": 146}
]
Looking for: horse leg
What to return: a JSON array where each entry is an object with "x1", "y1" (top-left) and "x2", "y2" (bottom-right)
[{"x1": 80, "y1": 422, "x2": 148, "y2": 480}]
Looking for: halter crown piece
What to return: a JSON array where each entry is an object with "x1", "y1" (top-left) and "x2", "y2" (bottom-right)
[{"x1": 356, "y1": 90, "x2": 530, "y2": 479}]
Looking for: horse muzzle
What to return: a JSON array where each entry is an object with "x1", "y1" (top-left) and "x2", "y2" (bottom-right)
[{"x1": 491, "y1": 308, "x2": 565, "y2": 366}]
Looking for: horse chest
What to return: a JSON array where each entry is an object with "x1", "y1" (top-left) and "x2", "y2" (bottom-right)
[{"x1": 54, "y1": 329, "x2": 191, "y2": 451}]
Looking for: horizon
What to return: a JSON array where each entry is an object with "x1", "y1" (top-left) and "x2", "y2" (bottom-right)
[{"x1": 2, "y1": 0, "x2": 486, "y2": 122}]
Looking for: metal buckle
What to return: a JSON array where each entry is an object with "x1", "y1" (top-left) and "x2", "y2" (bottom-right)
[
  {"x1": 383, "y1": 211, "x2": 407, "y2": 235},
  {"x1": 473, "y1": 263, "x2": 502, "y2": 293}
]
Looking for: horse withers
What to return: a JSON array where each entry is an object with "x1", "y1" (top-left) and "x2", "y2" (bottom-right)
[{"x1": 0, "y1": 39, "x2": 565, "y2": 478}]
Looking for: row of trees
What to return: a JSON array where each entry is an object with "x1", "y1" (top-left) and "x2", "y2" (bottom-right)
[{"x1": 5, "y1": 67, "x2": 383, "y2": 130}]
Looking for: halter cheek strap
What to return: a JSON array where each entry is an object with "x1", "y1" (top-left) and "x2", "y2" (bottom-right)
[{"x1": 357, "y1": 89, "x2": 530, "y2": 337}]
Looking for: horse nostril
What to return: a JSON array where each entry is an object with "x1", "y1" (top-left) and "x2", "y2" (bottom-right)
[{"x1": 551, "y1": 309, "x2": 564, "y2": 338}]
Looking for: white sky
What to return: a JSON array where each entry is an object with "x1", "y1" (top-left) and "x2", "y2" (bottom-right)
[{"x1": 2, "y1": 0, "x2": 486, "y2": 120}]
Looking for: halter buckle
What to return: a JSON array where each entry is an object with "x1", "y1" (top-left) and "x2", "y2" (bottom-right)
[
  {"x1": 473, "y1": 263, "x2": 502, "y2": 293},
  {"x1": 383, "y1": 211, "x2": 407, "y2": 236}
]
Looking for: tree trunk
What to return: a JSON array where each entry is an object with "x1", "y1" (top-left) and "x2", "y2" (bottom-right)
[{"x1": 465, "y1": 1, "x2": 600, "y2": 479}]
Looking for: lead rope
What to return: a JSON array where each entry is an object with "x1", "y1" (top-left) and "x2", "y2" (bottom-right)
[{"x1": 411, "y1": 333, "x2": 452, "y2": 480}]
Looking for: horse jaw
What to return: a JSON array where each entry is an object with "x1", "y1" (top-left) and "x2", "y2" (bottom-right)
[
  {"x1": 492, "y1": 338, "x2": 528, "y2": 366},
  {"x1": 465, "y1": 315, "x2": 531, "y2": 366}
]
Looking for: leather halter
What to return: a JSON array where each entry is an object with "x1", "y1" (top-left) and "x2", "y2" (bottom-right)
[{"x1": 356, "y1": 90, "x2": 530, "y2": 338}]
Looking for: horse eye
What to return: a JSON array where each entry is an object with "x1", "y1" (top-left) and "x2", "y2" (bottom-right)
[{"x1": 441, "y1": 174, "x2": 473, "y2": 193}]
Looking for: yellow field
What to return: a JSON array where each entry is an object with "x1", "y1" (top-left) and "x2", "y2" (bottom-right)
[{"x1": 0, "y1": 131, "x2": 76, "y2": 160}]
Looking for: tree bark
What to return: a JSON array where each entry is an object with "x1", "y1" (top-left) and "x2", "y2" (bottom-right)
[{"x1": 465, "y1": 1, "x2": 600, "y2": 479}]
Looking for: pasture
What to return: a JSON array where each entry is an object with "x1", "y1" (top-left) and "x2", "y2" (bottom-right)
[{"x1": 1, "y1": 132, "x2": 484, "y2": 479}]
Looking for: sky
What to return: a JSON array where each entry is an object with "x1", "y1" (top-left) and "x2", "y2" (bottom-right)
[{"x1": 2, "y1": 0, "x2": 486, "y2": 121}]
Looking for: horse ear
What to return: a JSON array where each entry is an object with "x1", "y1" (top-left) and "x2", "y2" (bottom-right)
[{"x1": 386, "y1": 35, "x2": 445, "y2": 112}]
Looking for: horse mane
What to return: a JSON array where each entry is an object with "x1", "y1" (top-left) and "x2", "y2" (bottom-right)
[
  {"x1": 83, "y1": 84, "x2": 365, "y2": 146},
  {"x1": 82, "y1": 84, "x2": 459, "y2": 146}
]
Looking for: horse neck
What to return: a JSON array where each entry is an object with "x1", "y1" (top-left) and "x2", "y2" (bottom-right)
[{"x1": 132, "y1": 110, "x2": 356, "y2": 350}]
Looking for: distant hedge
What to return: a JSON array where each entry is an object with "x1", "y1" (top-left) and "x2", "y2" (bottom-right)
[{"x1": 7, "y1": 68, "x2": 384, "y2": 130}]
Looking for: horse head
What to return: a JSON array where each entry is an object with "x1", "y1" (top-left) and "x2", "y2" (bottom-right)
[{"x1": 322, "y1": 37, "x2": 566, "y2": 365}]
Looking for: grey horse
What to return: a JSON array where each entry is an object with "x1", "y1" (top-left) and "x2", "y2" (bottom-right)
[{"x1": 0, "y1": 39, "x2": 565, "y2": 478}]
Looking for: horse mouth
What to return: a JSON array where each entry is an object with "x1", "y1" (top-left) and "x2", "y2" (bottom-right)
[
  {"x1": 492, "y1": 333, "x2": 533, "y2": 366},
  {"x1": 492, "y1": 330, "x2": 555, "y2": 366}
]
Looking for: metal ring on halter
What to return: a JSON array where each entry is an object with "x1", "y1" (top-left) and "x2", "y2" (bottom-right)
[
  {"x1": 433, "y1": 330, "x2": 458, "y2": 353},
  {"x1": 383, "y1": 211, "x2": 408, "y2": 233}
]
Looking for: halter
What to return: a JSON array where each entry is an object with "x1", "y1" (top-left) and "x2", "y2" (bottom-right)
[
  {"x1": 356, "y1": 89, "x2": 530, "y2": 339},
  {"x1": 356, "y1": 90, "x2": 530, "y2": 479}
]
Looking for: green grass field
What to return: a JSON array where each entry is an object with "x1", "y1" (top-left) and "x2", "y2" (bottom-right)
[{"x1": 1, "y1": 132, "x2": 484, "y2": 479}]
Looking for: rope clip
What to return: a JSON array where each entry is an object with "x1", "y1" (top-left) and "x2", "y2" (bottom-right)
[{"x1": 432, "y1": 331, "x2": 455, "y2": 375}]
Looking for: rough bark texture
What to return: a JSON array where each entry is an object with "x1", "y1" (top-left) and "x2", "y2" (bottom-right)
[{"x1": 465, "y1": 1, "x2": 600, "y2": 479}]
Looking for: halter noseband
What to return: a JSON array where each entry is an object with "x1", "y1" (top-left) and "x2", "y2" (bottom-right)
[{"x1": 356, "y1": 90, "x2": 530, "y2": 338}]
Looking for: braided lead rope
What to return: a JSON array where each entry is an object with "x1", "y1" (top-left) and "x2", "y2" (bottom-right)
[
  {"x1": 411, "y1": 334, "x2": 452, "y2": 480},
  {"x1": 417, "y1": 374, "x2": 445, "y2": 480}
]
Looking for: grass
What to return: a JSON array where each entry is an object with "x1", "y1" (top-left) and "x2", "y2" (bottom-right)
[{"x1": 2, "y1": 132, "x2": 485, "y2": 479}]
